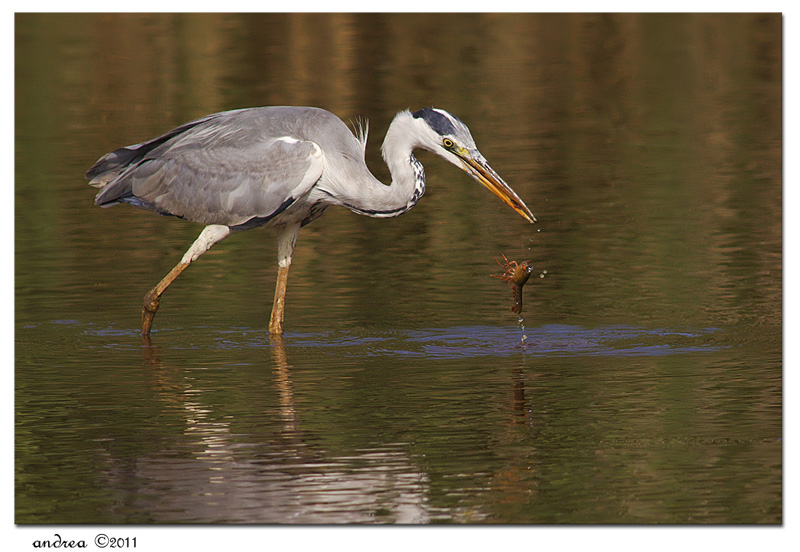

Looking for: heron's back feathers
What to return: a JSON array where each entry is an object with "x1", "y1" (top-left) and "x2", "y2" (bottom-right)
[{"x1": 87, "y1": 107, "x2": 352, "y2": 228}]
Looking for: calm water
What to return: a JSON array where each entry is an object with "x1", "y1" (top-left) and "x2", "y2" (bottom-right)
[{"x1": 15, "y1": 13, "x2": 781, "y2": 524}]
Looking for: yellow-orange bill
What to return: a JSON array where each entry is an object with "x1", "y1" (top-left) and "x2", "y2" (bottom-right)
[{"x1": 461, "y1": 155, "x2": 536, "y2": 223}]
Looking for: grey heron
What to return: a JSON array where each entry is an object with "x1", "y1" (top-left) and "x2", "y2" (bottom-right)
[{"x1": 87, "y1": 106, "x2": 536, "y2": 336}]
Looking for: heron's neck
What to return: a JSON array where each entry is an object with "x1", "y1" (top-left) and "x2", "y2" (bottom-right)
[
  {"x1": 335, "y1": 111, "x2": 426, "y2": 218},
  {"x1": 382, "y1": 127, "x2": 427, "y2": 215}
]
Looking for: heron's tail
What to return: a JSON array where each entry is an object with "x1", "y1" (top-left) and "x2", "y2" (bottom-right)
[{"x1": 86, "y1": 112, "x2": 222, "y2": 197}]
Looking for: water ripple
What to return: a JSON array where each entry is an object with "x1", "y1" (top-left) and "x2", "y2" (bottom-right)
[
  {"x1": 288, "y1": 324, "x2": 725, "y2": 360},
  {"x1": 72, "y1": 321, "x2": 726, "y2": 360}
]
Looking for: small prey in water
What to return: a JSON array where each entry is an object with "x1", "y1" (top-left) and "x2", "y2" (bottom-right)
[{"x1": 492, "y1": 254, "x2": 534, "y2": 314}]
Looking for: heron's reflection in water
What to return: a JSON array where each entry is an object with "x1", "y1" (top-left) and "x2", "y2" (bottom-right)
[
  {"x1": 131, "y1": 334, "x2": 430, "y2": 523},
  {"x1": 269, "y1": 335, "x2": 298, "y2": 437}
]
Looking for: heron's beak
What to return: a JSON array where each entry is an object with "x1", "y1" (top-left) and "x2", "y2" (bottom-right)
[{"x1": 458, "y1": 152, "x2": 536, "y2": 223}]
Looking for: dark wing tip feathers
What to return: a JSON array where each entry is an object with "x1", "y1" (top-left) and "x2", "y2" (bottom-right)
[
  {"x1": 86, "y1": 114, "x2": 218, "y2": 191},
  {"x1": 86, "y1": 147, "x2": 139, "y2": 180}
]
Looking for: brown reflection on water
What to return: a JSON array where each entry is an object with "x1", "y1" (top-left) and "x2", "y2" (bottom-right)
[{"x1": 129, "y1": 335, "x2": 431, "y2": 523}]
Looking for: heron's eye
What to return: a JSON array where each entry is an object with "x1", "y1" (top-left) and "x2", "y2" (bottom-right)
[{"x1": 443, "y1": 138, "x2": 455, "y2": 149}]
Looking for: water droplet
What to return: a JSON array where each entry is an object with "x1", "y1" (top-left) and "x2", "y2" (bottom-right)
[{"x1": 516, "y1": 316, "x2": 527, "y2": 345}]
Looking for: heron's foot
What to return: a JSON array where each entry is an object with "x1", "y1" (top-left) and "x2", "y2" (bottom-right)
[{"x1": 141, "y1": 290, "x2": 161, "y2": 336}]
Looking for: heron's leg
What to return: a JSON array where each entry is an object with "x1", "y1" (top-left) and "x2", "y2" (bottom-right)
[
  {"x1": 268, "y1": 266, "x2": 290, "y2": 335},
  {"x1": 268, "y1": 223, "x2": 301, "y2": 335},
  {"x1": 142, "y1": 224, "x2": 231, "y2": 336}
]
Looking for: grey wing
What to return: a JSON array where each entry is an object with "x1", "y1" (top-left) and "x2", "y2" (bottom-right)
[
  {"x1": 93, "y1": 123, "x2": 324, "y2": 228},
  {"x1": 86, "y1": 111, "x2": 222, "y2": 189}
]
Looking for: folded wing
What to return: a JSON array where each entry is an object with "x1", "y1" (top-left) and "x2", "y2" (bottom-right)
[{"x1": 89, "y1": 109, "x2": 324, "y2": 228}]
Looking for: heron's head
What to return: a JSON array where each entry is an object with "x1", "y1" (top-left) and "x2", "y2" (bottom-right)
[{"x1": 409, "y1": 107, "x2": 536, "y2": 223}]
